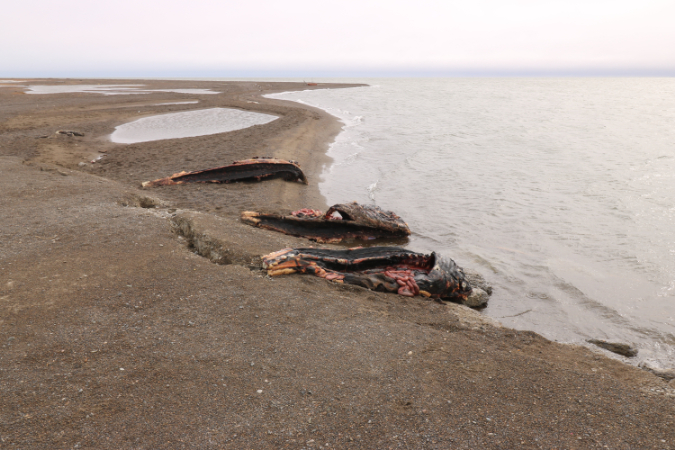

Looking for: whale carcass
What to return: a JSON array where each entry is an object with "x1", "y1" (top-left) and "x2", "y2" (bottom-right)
[
  {"x1": 142, "y1": 157, "x2": 307, "y2": 188},
  {"x1": 242, "y1": 202, "x2": 411, "y2": 243},
  {"x1": 262, "y1": 246, "x2": 490, "y2": 307}
]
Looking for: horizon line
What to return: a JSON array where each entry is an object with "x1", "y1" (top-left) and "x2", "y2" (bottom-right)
[{"x1": 2, "y1": 68, "x2": 675, "y2": 79}]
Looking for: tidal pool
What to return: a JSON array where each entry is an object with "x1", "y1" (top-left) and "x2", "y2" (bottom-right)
[
  {"x1": 110, "y1": 107, "x2": 278, "y2": 144},
  {"x1": 152, "y1": 101, "x2": 200, "y2": 106},
  {"x1": 26, "y1": 85, "x2": 219, "y2": 95}
]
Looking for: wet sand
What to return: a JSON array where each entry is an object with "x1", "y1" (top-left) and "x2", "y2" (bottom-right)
[{"x1": 1, "y1": 78, "x2": 675, "y2": 449}]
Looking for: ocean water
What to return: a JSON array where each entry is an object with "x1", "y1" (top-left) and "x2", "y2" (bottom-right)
[{"x1": 266, "y1": 78, "x2": 675, "y2": 368}]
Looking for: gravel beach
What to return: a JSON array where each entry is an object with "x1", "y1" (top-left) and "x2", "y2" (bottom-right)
[{"x1": 1, "y1": 78, "x2": 674, "y2": 449}]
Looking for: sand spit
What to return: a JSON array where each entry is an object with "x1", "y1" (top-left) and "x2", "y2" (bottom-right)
[{"x1": 1, "y1": 79, "x2": 674, "y2": 449}]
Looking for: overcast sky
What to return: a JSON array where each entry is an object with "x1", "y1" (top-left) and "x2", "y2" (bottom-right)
[{"x1": 2, "y1": 0, "x2": 674, "y2": 77}]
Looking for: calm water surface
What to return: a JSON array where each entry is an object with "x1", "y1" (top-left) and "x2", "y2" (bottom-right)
[
  {"x1": 110, "y1": 107, "x2": 277, "y2": 144},
  {"x1": 266, "y1": 78, "x2": 675, "y2": 367}
]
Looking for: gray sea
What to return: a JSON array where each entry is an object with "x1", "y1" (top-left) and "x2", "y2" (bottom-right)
[{"x1": 264, "y1": 78, "x2": 675, "y2": 368}]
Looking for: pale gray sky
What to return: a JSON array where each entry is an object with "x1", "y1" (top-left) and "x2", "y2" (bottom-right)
[{"x1": 2, "y1": 0, "x2": 674, "y2": 76}]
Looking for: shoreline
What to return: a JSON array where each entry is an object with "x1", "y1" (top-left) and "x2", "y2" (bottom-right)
[
  {"x1": 260, "y1": 80, "x2": 675, "y2": 369},
  {"x1": 2, "y1": 78, "x2": 675, "y2": 448},
  {"x1": 262, "y1": 88, "x2": 362, "y2": 211}
]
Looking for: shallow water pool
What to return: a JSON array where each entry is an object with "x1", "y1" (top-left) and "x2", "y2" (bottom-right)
[
  {"x1": 26, "y1": 85, "x2": 219, "y2": 95},
  {"x1": 110, "y1": 107, "x2": 278, "y2": 144}
]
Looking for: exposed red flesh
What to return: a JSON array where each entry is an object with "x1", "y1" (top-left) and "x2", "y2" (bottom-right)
[
  {"x1": 242, "y1": 202, "x2": 411, "y2": 243},
  {"x1": 291, "y1": 208, "x2": 324, "y2": 218},
  {"x1": 262, "y1": 247, "x2": 473, "y2": 302}
]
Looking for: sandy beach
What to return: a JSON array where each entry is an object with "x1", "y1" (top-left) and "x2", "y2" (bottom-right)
[{"x1": 1, "y1": 78, "x2": 675, "y2": 449}]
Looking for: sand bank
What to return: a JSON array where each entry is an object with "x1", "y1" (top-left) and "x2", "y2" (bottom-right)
[{"x1": 1, "y1": 78, "x2": 674, "y2": 448}]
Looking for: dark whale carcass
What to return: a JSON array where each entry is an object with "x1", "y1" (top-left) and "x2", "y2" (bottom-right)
[
  {"x1": 142, "y1": 157, "x2": 307, "y2": 188},
  {"x1": 242, "y1": 202, "x2": 411, "y2": 243},
  {"x1": 262, "y1": 246, "x2": 490, "y2": 307}
]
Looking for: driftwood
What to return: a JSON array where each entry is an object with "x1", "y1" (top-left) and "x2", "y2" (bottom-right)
[
  {"x1": 56, "y1": 130, "x2": 85, "y2": 137},
  {"x1": 587, "y1": 339, "x2": 638, "y2": 357},
  {"x1": 142, "y1": 157, "x2": 307, "y2": 188},
  {"x1": 242, "y1": 202, "x2": 411, "y2": 243}
]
